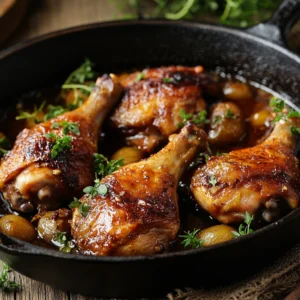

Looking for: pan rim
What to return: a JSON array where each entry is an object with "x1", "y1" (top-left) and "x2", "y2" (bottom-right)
[{"x1": 0, "y1": 18, "x2": 300, "y2": 263}]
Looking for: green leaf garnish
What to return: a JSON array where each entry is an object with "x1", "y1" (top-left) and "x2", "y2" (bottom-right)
[
  {"x1": 0, "y1": 264, "x2": 22, "y2": 292},
  {"x1": 45, "y1": 133, "x2": 72, "y2": 158},
  {"x1": 135, "y1": 73, "x2": 145, "y2": 82},
  {"x1": 163, "y1": 77, "x2": 175, "y2": 83},
  {"x1": 225, "y1": 109, "x2": 236, "y2": 119},
  {"x1": 83, "y1": 179, "x2": 108, "y2": 197},
  {"x1": 64, "y1": 58, "x2": 96, "y2": 85},
  {"x1": 93, "y1": 153, "x2": 124, "y2": 179},
  {"x1": 270, "y1": 97, "x2": 300, "y2": 135},
  {"x1": 232, "y1": 212, "x2": 254, "y2": 237},
  {"x1": 178, "y1": 109, "x2": 209, "y2": 128},
  {"x1": 69, "y1": 197, "x2": 90, "y2": 217},
  {"x1": 16, "y1": 101, "x2": 46, "y2": 123},
  {"x1": 51, "y1": 121, "x2": 80, "y2": 135},
  {"x1": 179, "y1": 229, "x2": 203, "y2": 249},
  {"x1": 44, "y1": 105, "x2": 69, "y2": 121},
  {"x1": 54, "y1": 231, "x2": 75, "y2": 253}
]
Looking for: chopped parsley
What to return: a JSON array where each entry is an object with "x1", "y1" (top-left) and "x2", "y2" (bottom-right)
[
  {"x1": 0, "y1": 263, "x2": 22, "y2": 292},
  {"x1": 93, "y1": 153, "x2": 124, "y2": 179},
  {"x1": 232, "y1": 212, "x2": 254, "y2": 237},
  {"x1": 64, "y1": 58, "x2": 96, "y2": 85},
  {"x1": 54, "y1": 231, "x2": 75, "y2": 253},
  {"x1": 163, "y1": 77, "x2": 175, "y2": 84},
  {"x1": 225, "y1": 109, "x2": 236, "y2": 119},
  {"x1": 213, "y1": 109, "x2": 236, "y2": 125},
  {"x1": 45, "y1": 133, "x2": 72, "y2": 158},
  {"x1": 270, "y1": 97, "x2": 300, "y2": 135},
  {"x1": 16, "y1": 101, "x2": 46, "y2": 123},
  {"x1": 135, "y1": 73, "x2": 145, "y2": 82},
  {"x1": 44, "y1": 105, "x2": 69, "y2": 121},
  {"x1": 69, "y1": 197, "x2": 90, "y2": 217},
  {"x1": 178, "y1": 109, "x2": 209, "y2": 128},
  {"x1": 83, "y1": 179, "x2": 108, "y2": 197},
  {"x1": 179, "y1": 229, "x2": 203, "y2": 249},
  {"x1": 51, "y1": 121, "x2": 80, "y2": 135}
]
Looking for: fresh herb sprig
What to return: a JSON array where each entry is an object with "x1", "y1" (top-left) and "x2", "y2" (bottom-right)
[
  {"x1": 45, "y1": 133, "x2": 72, "y2": 159},
  {"x1": 232, "y1": 212, "x2": 254, "y2": 237},
  {"x1": 54, "y1": 231, "x2": 75, "y2": 253},
  {"x1": 213, "y1": 108, "x2": 236, "y2": 125},
  {"x1": 115, "y1": 0, "x2": 282, "y2": 28},
  {"x1": 16, "y1": 101, "x2": 46, "y2": 123},
  {"x1": 64, "y1": 58, "x2": 96, "y2": 85},
  {"x1": 179, "y1": 229, "x2": 203, "y2": 249},
  {"x1": 178, "y1": 109, "x2": 209, "y2": 128},
  {"x1": 69, "y1": 197, "x2": 91, "y2": 217},
  {"x1": 0, "y1": 263, "x2": 22, "y2": 292},
  {"x1": 51, "y1": 121, "x2": 80, "y2": 135},
  {"x1": 270, "y1": 97, "x2": 300, "y2": 135},
  {"x1": 83, "y1": 179, "x2": 108, "y2": 197},
  {"x1": 44, "y1": 105, "x2": 69, "y2": 121},
  {"x1": 93, "y1": 154, "x2": 124, "y2": 179}
]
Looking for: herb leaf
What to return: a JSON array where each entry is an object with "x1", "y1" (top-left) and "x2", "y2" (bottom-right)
[
  {"x1": 16, "y1": 101, "x2": 46, "y2": 123},
  {"x1": 69, "y1": 197, "x2": 90, "y2": 217},
  {"x1": 64, "y1": 58, "x2": 96, "y2": 85},
  {"x1": 179, "y1": 229, "x2": 203, "y2": 249},
  {"x1": 178, "y1": 109, "x2": 209, "y2": 128},
  {"x1": 0, "y1": 264, "x2": 22, "y2": 292},
  {"x1": 93, "y1": 153, "x2": 124, "y2": 179},
  {"x1": 54, "y1": 231, "x2": 75, "y2": 253},
  {"x1": 51, "y1": 121, "x2": 80, "y2": 135},
  {"x1": 163, "y1": 77, "x2": 175, "y2": 83},
  {"x1": 135, "y1": 73, "x2": 145, "y2": 82},
  {"x1": 45, "y1": 133, "x2": 72, "y2": 158},
  {"x1": 83, "y1": 179, "x2": 108, "y2": 197},
  {"x1": 225, "y1": 109, "x2": 236, "y2": 119},
  {"x1": 44, "y1": 105, "x2": 69, "y2": 121},
  {"x1": 270, "y1": 97, "x2": 300, "y2": 135},
  {"x1": 232, "y1": 212, "x2": 254, "y2": 237}
]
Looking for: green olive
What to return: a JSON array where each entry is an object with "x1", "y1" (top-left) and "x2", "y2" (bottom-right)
[
  {"x1": 37, "y1": 209, "x2": 71, "y2": 243},
  {"x1": 197, "y1": 225, "x2": 235, "y2": 247},
  {"x1": 111, "y1": 147, "x2": 144, "y2": 166},
  {"x1": 0, "y1": 214, "x2": 37, "y2": 242}
]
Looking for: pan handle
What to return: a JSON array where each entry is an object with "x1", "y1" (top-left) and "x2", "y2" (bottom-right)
[{"x1": 246, "y1": 0, "x2": 300, "y2": 47}]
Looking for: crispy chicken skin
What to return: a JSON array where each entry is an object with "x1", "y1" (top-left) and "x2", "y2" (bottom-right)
[
  {"x1": 72, "y1": 123, "x2": 207, "y2": 256},
  {"x1": 0, "y1": 75, "x2": 122, "y2": 213},
  {"x1": 191, "y1": 119, "x2": 300, "y2": 224},
  {"x1": 111, "y1": 66, "x2": 218, "y2": 152}
]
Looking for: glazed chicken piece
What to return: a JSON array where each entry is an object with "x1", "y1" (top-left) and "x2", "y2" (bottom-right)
[
  {"x1": 0, "y1": 75, "x2": 122, "y2": 213},
  {"x1": 111, "y1": 66, "x2": 218, "y2": 153},
  {"x1": 72, "y1": 123, "x2": 207, "y2": 256},
  {"x1": 191, "y1": 118, "x2": 300, "y2": 224}
]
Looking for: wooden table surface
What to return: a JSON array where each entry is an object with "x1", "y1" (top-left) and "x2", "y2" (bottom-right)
[{"x1": 0, "y1": 1, "x2": 299, "y2": 299}]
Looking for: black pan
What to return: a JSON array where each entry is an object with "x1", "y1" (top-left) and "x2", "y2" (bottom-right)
[{"x1": 0, "y1": 0, "x2": 300, "y2": 298}]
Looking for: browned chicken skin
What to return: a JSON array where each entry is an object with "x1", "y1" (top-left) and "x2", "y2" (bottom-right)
[
  {"x1": 191, "y1": 118, "x2": 300, "y2": 224},
  {"x1": 111, "y1": 66, "x2": 218, "y2": 153},
  {"x1": 0, "y1": 75, "x2": 122, "y2": 213},
  {"x1": 72, "y1": 123, "x2": 207, "y2": 256}
]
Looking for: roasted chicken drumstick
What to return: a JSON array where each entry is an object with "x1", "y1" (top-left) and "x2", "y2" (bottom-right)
[
  {"x1": 0, "y1": 75, "x2": 122, "y2": 213},
  {"x1": 111, "y1": 66, "x2": 218, "y2": 153},
  {"x1": 191, "y1": 118, "x2": 300, "y2": 224},
  {"x1": 72, "y1": 123, "x2": 207, "y2": 256}
]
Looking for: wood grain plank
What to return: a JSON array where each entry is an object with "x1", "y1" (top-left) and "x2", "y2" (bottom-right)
[{"x1": 0, "y1": 264, "x2": 69, "y2": 300}]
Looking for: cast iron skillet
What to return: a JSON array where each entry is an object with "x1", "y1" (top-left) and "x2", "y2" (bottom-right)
[{"x1": 0, "y1": 0, "x2": 300, "y2": 298}]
